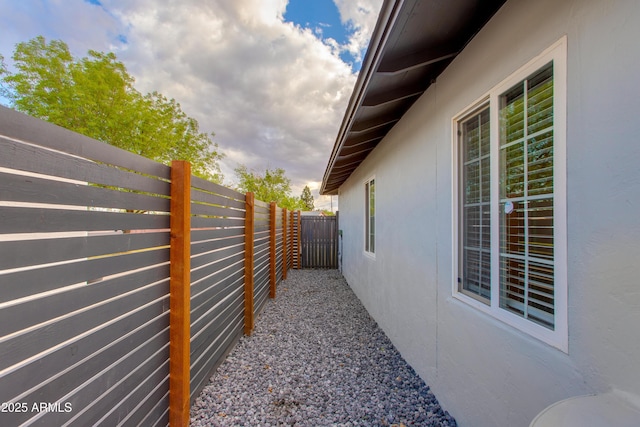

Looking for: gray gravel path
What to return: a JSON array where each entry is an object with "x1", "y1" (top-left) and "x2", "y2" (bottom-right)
[{"x1": 190, "y1": 269, "x2": 457, "y2": 427}]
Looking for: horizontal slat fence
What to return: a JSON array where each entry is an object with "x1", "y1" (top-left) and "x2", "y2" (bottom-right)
[
  {"x1": 0, "y1": 106, "x2": 297, "y2": 427},
  {"x1": 253, "y1": 199, "x2": 271, "y2": 316},
  {"x1": 188, "y1": 175, "x2": 249, "y2": 409},
  {"x1": 291, "y1": 210, "x2": 301, "y2": 269}
]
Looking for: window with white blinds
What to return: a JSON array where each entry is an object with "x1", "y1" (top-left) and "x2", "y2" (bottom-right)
[
  {"x1": 459, "y1": 107, "x2": 491, "y2": 302},
  {"x1": 454, "y1": 38, "x2": 567, "y2": 351},
  {"x1": 499, "y1": 63, "x2": 555, "y2": 329}
]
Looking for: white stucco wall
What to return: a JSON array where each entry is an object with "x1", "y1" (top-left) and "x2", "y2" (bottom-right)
[{"x1": 336, "y1": 0, "x2": 640, "y2": 426}]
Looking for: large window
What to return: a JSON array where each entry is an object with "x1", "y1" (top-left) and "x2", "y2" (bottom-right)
[
  {"x1": 365, "y1": 177, "x2": 375, "y2": 254},
  {"x1": 454, "y1": 38, "x2": 567, "y2": 351}
]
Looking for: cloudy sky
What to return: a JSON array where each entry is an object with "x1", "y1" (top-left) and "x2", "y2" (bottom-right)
[{"x1": 0, "y1": 0, "x2": 383, "y2": 210}]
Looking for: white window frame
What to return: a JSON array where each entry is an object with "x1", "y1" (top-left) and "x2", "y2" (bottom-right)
[
  {"x1": 364, "y1": 175, "x2": 376, "y2": 258},
  {"x1": 452, "y1": 37, "x2": 567, "y2": 352}
]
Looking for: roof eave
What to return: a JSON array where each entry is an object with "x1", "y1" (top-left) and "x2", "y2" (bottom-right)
[
  {"x1": 320, "y1": 0, "x2": 507, "y2": 196},
  {"x1": 320, "y1": 0, "x2": 405, "y2": 196}
]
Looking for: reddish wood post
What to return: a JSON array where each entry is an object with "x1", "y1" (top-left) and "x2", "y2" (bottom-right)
[
  {"x1": 169, "y1": 160, "x2": 191, "y2": 427},
  {"x1": 296, "y1": 210, "x2": 302, "y2": 269},
  {"x1": 269, "y1": 202, "x2": 277, "y2": 299},
  {"x1": 244, "y1": 192, "x2": 255, "y2": 335},
  {"x1": 282, "y1": 208, "x2": 288, "y2": 280}
]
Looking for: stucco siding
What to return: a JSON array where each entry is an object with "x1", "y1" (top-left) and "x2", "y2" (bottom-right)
[{"x1": 337, "y1": 0, "x2": 640, "y2": 426}]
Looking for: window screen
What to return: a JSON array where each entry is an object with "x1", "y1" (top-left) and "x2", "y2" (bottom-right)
[
  {"x1": 499, "y1": 62, "x2": 555, "y2": 329},
  {"x1": 459, "y1": 107, "x2": 491, "y2": 301}
]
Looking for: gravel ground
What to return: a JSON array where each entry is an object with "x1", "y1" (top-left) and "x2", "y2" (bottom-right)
[{"x1": 190, "y1": 269, "x2": 457, "y2": 427}]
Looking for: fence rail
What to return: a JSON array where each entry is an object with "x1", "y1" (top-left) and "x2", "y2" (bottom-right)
[{"x1": 0, "y1": 106, "x2": 300, "y2": 427}]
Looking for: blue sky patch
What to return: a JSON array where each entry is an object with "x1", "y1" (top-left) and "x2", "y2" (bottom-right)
[{"x1": 284, "y1": 0, "x2": 355, "y2": 64}]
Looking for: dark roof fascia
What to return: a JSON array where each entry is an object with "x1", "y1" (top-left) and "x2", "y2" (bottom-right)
[
  {"x1": 320, "y1": 0, "x2": 404, "y2": 195},
  {"x1": 320, "y1": 0, "x2": 506, "y2": 195}
]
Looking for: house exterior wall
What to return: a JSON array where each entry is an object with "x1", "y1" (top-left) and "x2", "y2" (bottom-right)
[{"x1": 336, "y1": 0, "x2": 640, "y2": 425}]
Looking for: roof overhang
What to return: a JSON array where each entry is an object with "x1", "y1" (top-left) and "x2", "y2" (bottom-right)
[{"x1": 320, "y1": 0, "x2": 506, "y2": 195}]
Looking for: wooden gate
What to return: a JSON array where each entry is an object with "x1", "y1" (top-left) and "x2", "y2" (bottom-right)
[{"x1": 300, "y1": 215, "x2": 338, "y2": 269}]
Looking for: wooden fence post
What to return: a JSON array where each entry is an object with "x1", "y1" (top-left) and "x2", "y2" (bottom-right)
[
  {"x1": 244, "y1": 192, "x2": 255, "y2": 335},
  {"x1": 269, "y1": 202, "x2": 277, "y2": 299},
  {"x1": 169, "y1": 160, "x2": 191, "y2": 427},
  {"x1": 282, "y1": 208, "x2": 288, "y2": 280}
]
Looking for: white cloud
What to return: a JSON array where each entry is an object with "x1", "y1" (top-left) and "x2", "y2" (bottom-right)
[
  {"x1": 333, "y1": 0, "x2": 384, "y2": 63},
  {"x1": 105, "y1": 0, "x2": 359, "y2": 191},
  {"x1": 0, "y1": 0, "x2": 382, "y2": 211}
]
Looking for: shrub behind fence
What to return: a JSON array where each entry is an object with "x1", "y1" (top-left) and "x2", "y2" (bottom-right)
[{"x1": 0, "y1": 106, "x2": 300, "y2": 426}]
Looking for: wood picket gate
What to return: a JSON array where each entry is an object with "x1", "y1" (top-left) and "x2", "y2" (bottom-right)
[{"x1": 300, "y1": 215, "x2": 339, "y2": 269}]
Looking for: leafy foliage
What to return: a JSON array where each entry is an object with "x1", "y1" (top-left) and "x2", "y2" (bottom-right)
[
  {"x1": 234, "y1": 165, "x2": 303, "y2": 210},
  {"x1": 300, "y1": 185, "x2": 314, "y2": 211},
  {"x1": 0, "y1": 36, "x2": 223, "y2": 182}
]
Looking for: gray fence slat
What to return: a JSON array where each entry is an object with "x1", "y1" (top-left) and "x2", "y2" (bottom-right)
[
  {"x1": 0, "y1": 206, "x2": 169, "y2": 234},
  {"x1": 136, "y1": 387, "x2": 169, "y2": 427},
  {"x1": 254, "y1": 285, "x2": 269, "y2": 316},
  {"x1": 54, "y1": 332, "x2": 169, "y2": 427},
  {"x1": 254, "y1": 220, "x2": 270, "y2": 230},
  {"x1": 191, "y1": 270, "x2": 245, "y2": 329},
  {"x1": 0, "y1": 301, "x2": 168, "y2": 406},
  {"x1": 2, "y1": 312, "x2": 168, "y2": 427},
  {"x1": 190, "y1": 296, "x2": 243, "y2": 382},
  {"x1": 0, "y1": 137, "x2": 171, "y2": 197},
  {"x1": 190, "y1": 262, "x2": 245, "y2": 303},
  {"x1": 191, "y1": 175, "x2": 245, "y2": 201},
  {"x1": 191, "y1": 235, "x2": 245, "y2": 257},
  {"x1": 190, "y1": 187, "x2": 246, "y2": 210},
  {"x1": 191, "y1": 287, "x2": 244, "y2": 356},
  {"x1": 99, "y1": 359, "x2": 169, "y2": 427},
  {"x1": 0, "y1": 278, "x2": 169, "y2": 373},
  {"x1": 254, "y1": 256, "x2": 270, "y2": 277},
  {"x1": 191, "y1": 294, "x2": 242, "y2": 360},
  {"x1": 0, "y1": 248, "x2": 169, "y2": 304},
  {"x1": 253, "y1": 198, "x2": 270, "y2": 209},
  {"x1": 254, "y1": 261, "x2": 270, "y2": 285},
  {"x1": 253, "y1": 239, "x2": 270, "y2": 254},
  {"x1": 0, "y1": 105, "x2": 170, "y2": 178},
  {"x1": 190, "y1": 307, "x2": 243, "y2": 401},
  {"x1": 254, "y1": 230, "x2": 270, "y2": 242},
  {"x1": 254, "y1": 269, "x2": 269, "y2": 290},
  {"x1": 0, "y1": 231, "x2": 169, "y2": 271},
  {"x1": 0, "y1": 263, "x2": 170, "y2": 338},
  {"x1": 190, "y1": 252, "x2": 245, "y2": 286},
  {"x1": 254, "y1": 224, "x2": 270, "y2": 234},
  {"x1": 191, "y1": 244, "x2": 244, "y2": 270},
  {"x1": 191, "y1": 227, "x2": 245, "y2": 244},
  {"x1": 0, "y1": 171, "x2": 170, "y2": 213},
  {"x1": 190, "y1": 216, "x2": 245, "y2": 229},
  {"x1": 190, "y1": 202, "x2": 244, "y2": 218}
]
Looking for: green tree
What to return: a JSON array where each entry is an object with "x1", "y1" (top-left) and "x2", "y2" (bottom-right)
[
  {"x1": 0, "y1": 36, "x2": 223, "y2": 182},
  {"x1": 300, "y1": 185, "x2": 314, "y2": 211},
  {"x1": 234, "y1": 165, "x2": 303, "y2": 210}
]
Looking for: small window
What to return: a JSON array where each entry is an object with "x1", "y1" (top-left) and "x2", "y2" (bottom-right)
[
  {"x1": 365, "y1": 177, "x2": 375, "y2": 254},
  {"x1": 459, "y1": 106, "x2": 491, "y2": 302},
  {"x1": 453, "y1": 38, "x2": 567, "y2": 351}
]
